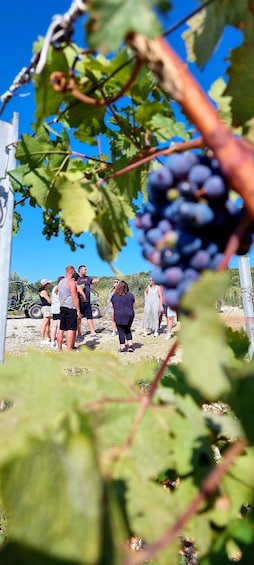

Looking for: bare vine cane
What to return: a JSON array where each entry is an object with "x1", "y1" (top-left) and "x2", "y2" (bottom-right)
[
  {"x1": 125, "y1": 32, "x2": 254, "y2": 221},
  {"x1": 123, "y1": 339, "x2": 178, "y2": 450}
]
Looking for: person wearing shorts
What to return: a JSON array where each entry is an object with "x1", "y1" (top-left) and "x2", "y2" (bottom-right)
[
  {"x1": 57, "y1": 266, "x2": 81, "y2": 350},
  {"x1": 39, "y1": 278, "x2": 52, "y2": 344},
  {"x1": 76, "y1": 265, "x2": 100, "y2": 337},
  {"x1": 160, "y1": 285, "x2": 177, "y2": 340},
  {"x1": 50, "y1": 276, "x2": 64, "y2": 347}
]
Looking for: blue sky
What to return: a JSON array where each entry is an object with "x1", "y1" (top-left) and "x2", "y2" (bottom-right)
[{"x1": 0, "y1": 1, "x2": 245, "y2": 283}]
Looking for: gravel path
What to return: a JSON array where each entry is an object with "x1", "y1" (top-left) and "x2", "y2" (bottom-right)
[{"x1": 4, "y1": 311, "x2": 181, "y2": 364}]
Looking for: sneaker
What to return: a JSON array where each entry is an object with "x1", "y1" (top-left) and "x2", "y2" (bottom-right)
[
  {"x1": 165, "y1": 333, "x2": 171, "y2": 340},
  {"x1": 50, "y1": 341, "x2": 57, "y2": 348},
  {"x1": 154, "y1": 331, "x2": 159, "y2": 337},
  {"x1": 118, "y1": 348, "x2": 126, "y2": 353},
  {"x1": 40, "y1": 338, "x2": 50, "y2": 345},
  {"x1": 128, "y1": 347, "x2": 134, "y2": 352},
  {"x1": 143, "y1": 331, "x2": 148, "y2": 337},
  {"x1": 111, "y1": 331, "x2": 117, "y2": 336}
]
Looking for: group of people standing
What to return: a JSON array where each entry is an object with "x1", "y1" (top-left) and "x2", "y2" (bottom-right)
[
  {"x1": 39, "y1": 264, "x2": 100, "y2": 351},
  {"x1": 38, "y1": 267, "x2": 176, "y2": 354}
]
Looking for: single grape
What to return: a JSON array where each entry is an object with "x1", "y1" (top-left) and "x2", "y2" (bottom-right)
[
  {"x1": 148, "y1": 166, "x2": 174, "y2": 190},
  {"x1": 165, "y1": 153, "x2": 194, "y2": 179},
  {"x1": 225, "y1": 199, "x2": 241, "y2": 215},
  {"x1": 138, "y1": 212, "x2": 154, "y2": 230},
  {"x1": 150, "y1": 267, "x2": 166, "y2": 285},
  {"x1": 146, "y1": 227, "x2": 164, "y2": 245},
  {"x1": 189, "y1": 249, "x2": 211, "y2": 271},
  {"x1": 146, "y1": 248, "x2": 162, "y2": 266},
  {"x1": 162, "y1": 287, "x2": 180, "y2": 309},
  {"x1": 161, "y1": 249, "x2": 181, "y2": 267},
  {"x1": 163, "y1": 266, "x2": 184, "y2": 287},
  {"x1": 158, "y1": 218, "x2": 173, "y2": 233},
  {"x1": 184, "y1": 268, "x2": 200, "y2": 282},
  {"x1": 203, "y1": 175, "x2": 227, "y2": 199},
  {"x1": 188, "y1": 164, "x2": 212, "y2": 186}
]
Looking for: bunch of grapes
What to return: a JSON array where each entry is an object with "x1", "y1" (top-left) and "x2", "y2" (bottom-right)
[{"x1": 135, "y1": 152, "x2": 252, "y2": 310}]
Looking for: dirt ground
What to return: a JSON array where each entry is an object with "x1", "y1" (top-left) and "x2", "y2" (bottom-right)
[
  {"x1": 4, "y1": 310, "x2": 181, "y2": 365},
  {"x1": 4, "y1": 306, "x2": 246, "y2": 365}
]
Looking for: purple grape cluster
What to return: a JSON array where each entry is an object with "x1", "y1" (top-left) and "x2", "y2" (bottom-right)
[{"x1": 135, "y1": 152, "x2": 252, "y2": 310}]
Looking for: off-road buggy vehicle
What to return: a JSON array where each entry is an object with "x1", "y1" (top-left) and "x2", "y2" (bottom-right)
[{"x1": 8, "y1": 281, "x2": 101, "y2": 319}]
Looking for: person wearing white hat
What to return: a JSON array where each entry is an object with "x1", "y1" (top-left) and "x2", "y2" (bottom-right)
[{"x1": 39, "y1": 278, "x2": 52, "y2": 344}]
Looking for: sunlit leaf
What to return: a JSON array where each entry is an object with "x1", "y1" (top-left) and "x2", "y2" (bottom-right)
[{"x1": 180, "y1": 271, "x2": 231, "y2": 400}]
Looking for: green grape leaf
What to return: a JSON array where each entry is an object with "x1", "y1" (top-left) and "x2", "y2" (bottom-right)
[
  {"x1": 221, "y1": 447, "x2": 254, "y2": 517},
  {"x1": 53, "y1": 173, "x2": 97, "y2": 233},
  {"x1": 180, "y1": 271, "x2": 231, "y2": 400},
  {"x1": 204, "y1": 413, "x2": 244, "y2": 442},
  {"x1": 0, "y1": 431, "x2": 102, "y2": 564},
  {"x1": 225, "y1": 41, "x2": 254, "y2": 127},
  {"x1": 97, "y1": 480, "x2": 129, "y2": 564},
  {"x1": 67, "y1": 104, "x2": 107, "y2": 144},
  {"x1": 168, "y1": 395, "x2": 214, "y2": 477},
  {"x1": 0, "y1": 542, "x2": 79, "y2": 564},
  {"x1": 86, "y1": 0, "x2": 165, "y2": 53},
  {"x1": 134, "y1": 101, "x2": 172, "y2": 126},
  {"x1": 91, "y1": 183, "x2": 134, "y2": 261},
  {"x1": 99, "y1": 404, "x2": 174, "y2": 480},
  {"x1": 172, "y1": 478, "x2": 213, "y2": 556},
  {"x1": 228, "y1": 517, "x2": 254, "y2": 545},
  {"x1": 183, "y1": 1, "x2": 249, "y2": 68},
  {"x1": 150, "y1": 114, "x2": 191, "y2": 142},
  {"x1": 8, "y1": 164, "x2": 30, "y2": 192},
  {"x1": 229, "y1": 366, "x2": 254, "y2": 445},
  {"x1": 15, "y1": 133, "x2": 55, "y2": 168},
  {"x1": 126, "y1": 477, "x2": 180, "y2": 565},
  {"x1": 23, "y1": 168, "x2": 53, "y2": 208},
  {"x1": 33, "y1": 44, "x2": 70, "y2": 127},
  {"x1": 114, "y1": 166, "x2": 144, "y2": 201},
  {"x1": 182, "y1": 10, "x2": 222, "y2": 66}
]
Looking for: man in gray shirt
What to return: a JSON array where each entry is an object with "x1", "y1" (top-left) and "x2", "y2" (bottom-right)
[{"x1": 57, "y1": 265, "x2": 81, "y2": 350}]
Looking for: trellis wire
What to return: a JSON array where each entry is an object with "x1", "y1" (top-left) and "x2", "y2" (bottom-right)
[{"x1": 0, "y1": 0, "x2": 87, "y2": 116}]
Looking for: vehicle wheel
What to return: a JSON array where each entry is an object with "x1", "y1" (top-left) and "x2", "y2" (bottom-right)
[
  {"x1": 29, "y1": 303, "x2": 43, "y2": 319},
  {"x1": 92, "y1": 305, "x2": 101, "y2": 319},
  {"x1": 24, "y1": 308, "x2": 29, "y2": 318}
]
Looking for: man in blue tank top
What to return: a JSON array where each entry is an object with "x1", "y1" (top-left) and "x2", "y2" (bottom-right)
[{"x1": 57, "y1": 265, "x2": 81, "y2": 350}]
